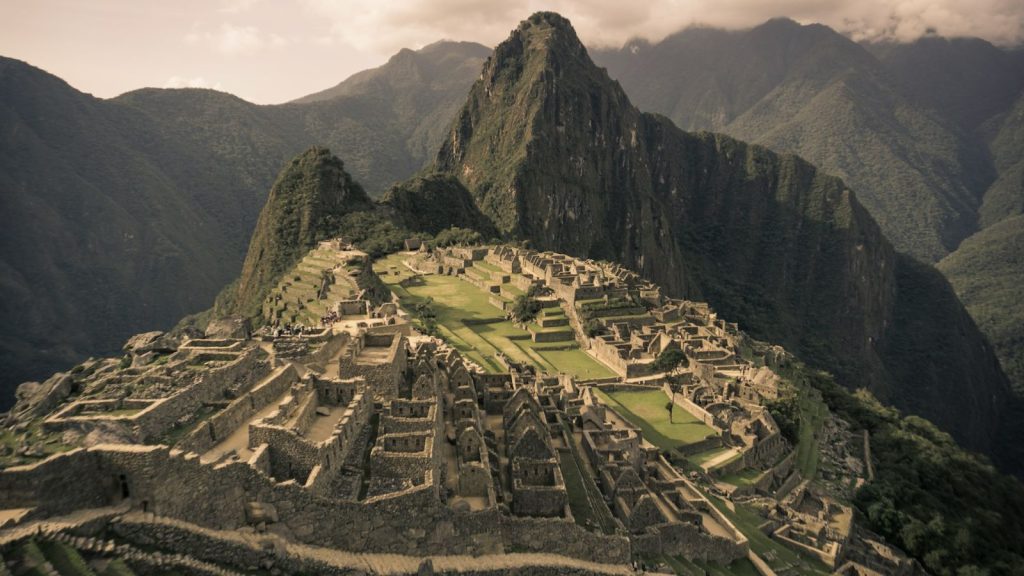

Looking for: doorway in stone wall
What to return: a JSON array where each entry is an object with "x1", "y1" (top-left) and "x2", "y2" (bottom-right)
[{"x1": 118, "y1": 474, "x2": 130, "y2": 499}]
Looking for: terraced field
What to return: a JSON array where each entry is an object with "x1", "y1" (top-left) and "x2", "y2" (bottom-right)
[
  {"x1": 263, "y1": 247, "x2": 365, "y2": 326},
  {"x1": 376, "y1": 253, "x2": 616, "y2": 380}
]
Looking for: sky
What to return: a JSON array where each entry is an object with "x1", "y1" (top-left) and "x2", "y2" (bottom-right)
[{"x1": 1, "y1": 0, "x2": 1022, "y2": 104}]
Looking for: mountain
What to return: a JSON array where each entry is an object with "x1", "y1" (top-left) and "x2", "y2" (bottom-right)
[
  {"x1": 591, "y1": 19, "x2": 992, "y2": 263},
  {"x1": 0, "y1": 57, "x2": 258, "y2": 406},
  {"x1": 868, "y1": 36, "x2": 1024, "y2": 134},
  {"x1": 426, "y1": 12, "x2": 1015, "y2": 467},
  {"x1": 591, "y1": 19, "x2": 1024, "y2": 417},
  {"x1": 226, "y1": 147, "x2": 375, "y2": 318},
  {"x1": 380, "y1": 174, "x2": 499, "y2": 236},
  {"x1": 939, "y1": 215, "x2": 1024, "y2": 395},
  {"x1": 0, "y1": 42, "x2": 484, "y2": 407},
  {"x1": 977, "y1": 91, "x2": 1024, "y2": 228}
]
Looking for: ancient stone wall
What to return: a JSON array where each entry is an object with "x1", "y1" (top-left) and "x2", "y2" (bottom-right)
[
  {"x1": 134, "y1": 348, "x2": 265, "y2": 441},
  {"x1": 181, "y1": 365, "x2": 299, "y2": 454},
  {"x1": 0, "y1": 449, "x2": 113, "y2": 518},
  {"x1": 655, "y1": 521, "x2": 747, "y2": 563},
  {"x1": 0, "y1": 446, "x2": 632, "y2": 564},
  {"x1": 663, "y1": 382, "x2": 722, "y2": 433}
]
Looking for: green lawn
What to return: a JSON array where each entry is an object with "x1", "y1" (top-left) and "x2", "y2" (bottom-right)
[
  {"x1": 594, "y1": 389, "x2": 716, "y2": 449},
  {"x1": 378, "y1": 255, "x2": 616, "y2": 380},
  {"x1": 665, "y1": 554, "x2": 761, "y2": 576},
  {"x1": 795, "y1": 384, "x2": 827, "y2": 479},
  {"x1": 686, "y1": 446, "x2": 733, "y2": 467},
  {"x1": 472, "y1": 260, "x2": 502, "y2": 274},
  {"x1": 718, "y1": 467, "x2": 765, "y2": 487}
]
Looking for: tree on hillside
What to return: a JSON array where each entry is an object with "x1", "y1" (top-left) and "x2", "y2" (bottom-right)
[
  {"x1": 652, "y1": 347, "x2": 688, "y2": 373},
  {"x1": 510, "y1": 295, "x2": 542, "y2": 323},
  {"x1": 433, "y1": 226, "x2": 483, "y2": 247}
]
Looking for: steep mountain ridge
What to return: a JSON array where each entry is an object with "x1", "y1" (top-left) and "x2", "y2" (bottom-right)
[
  {"x1": 592, "y1": 20, "x2": 991, "y2": 262},
  {"x1": 592, "y1": 20, "x2": 1024, "y2": 407},
  {"x1": 868, "y1": 36, "x2": 1024, "y2": 133},
  {"x1": 429, "y1": 12, "x2": 1013, "y2": 464},
  {"x1": 227, "y1": 147, "x2": 375, "y2": 318}
]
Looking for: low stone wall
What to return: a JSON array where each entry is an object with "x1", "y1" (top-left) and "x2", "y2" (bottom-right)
[
  {"x1": 181, "y1": 365, "x2": 299, "y2": 454},
  {"x1": 0, "y1": 446, "x2": 632, "y2": 565},
  {"x1": 663, "y1": 383, "x2": 722, "y2": 434},
  {"x1": 303, "y1": 333, "x2": 350, "y2": 372},
  {"x1": 134, "y1": 347, "x2": 266, "y2": 441},
  {"x1": 675, "y1": 437, "x2": 723, "y2": 457},
  {"x1": 249, "y1": 390, "x2": 371, "y2": 485},
  {"x1": 339, "y1": 334, "x2": 406, "y2": 400},
  {"x1": 0, "y1": 449, "x2": 113, "y2": 519},
  {"x1": 530, "y1": 328, "x2": 574, "y2": 343},
  {"x1": 110, "y1": 515, "x2": 629, "y2": 575}
]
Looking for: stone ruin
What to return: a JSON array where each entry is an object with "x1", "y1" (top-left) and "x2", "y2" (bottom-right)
[{"x1": 0, "y1": 243, "x2": 916, "y2": 575}]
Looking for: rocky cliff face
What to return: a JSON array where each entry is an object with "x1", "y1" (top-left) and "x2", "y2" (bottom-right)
[
  {"x1": 229, "y1": 147, "x2": 374, "y2": 318},
  {"x1": 430, "y1": 12, "x2": 1014, "y2": 463},
  {"x1": 380, "y1": 174, "x2": 498, "y2": 237}
]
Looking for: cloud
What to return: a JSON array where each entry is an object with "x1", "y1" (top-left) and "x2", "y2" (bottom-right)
[
  {"x1": 215, "y1": 23, "x2": 263, "y2": 54},
  {"x1": 218, "y1": 0, "x2": 263, "y2": 14},
  {"x1": 183, "y1": 22, "x2": 280, "y2": 55},
  {"x1": 163, "y1": 76, "x2": 223, "y2": 90},
  {"x1": 301, "y1": 0, "x2": 1024, "y2": 52}
]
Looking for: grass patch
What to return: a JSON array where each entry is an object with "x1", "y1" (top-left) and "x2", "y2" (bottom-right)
[
  {"x1": 39, "y1": 541, "x2": 96, "y2": 576},
  {"x1": 686, "y1": 446, "x2": 733, "y2": 467},
  {"x1": 595, "y1": 389, "x2": 716, "y2": 449},
  {"x1": 718, "y1": 467, "x2": 765, "y2": 486},
  {"x1": 795, "y1": 384, "x2": 827, "y2": 479},
  {"x1": 472, "y1": 260, "x2": 502, "y2": 274},
  {"x1": 381, "y1": 264, "x2": 615, "y2": 379},
  {"x1": 559, "y1": 451, "x2": 597, "y2": 529},
  {"x1": 559, "y1": 424, "x2": 619, "y2": 534},
  {"x1": 101, "y1": 559, "x2": 136, "y2": 576}
]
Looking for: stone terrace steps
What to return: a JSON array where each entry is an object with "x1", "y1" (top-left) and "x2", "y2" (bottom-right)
[
  {"x1": 0, "y1": 505, "x2": 130, "y2": 547},
  {"x1": 112, "y1": 512, "x2": 634, "y2": 575}
]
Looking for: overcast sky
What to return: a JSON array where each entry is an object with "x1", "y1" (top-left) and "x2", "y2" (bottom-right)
[{"x1": 2, "y1": 0, "x2": 1022, "y2": 104}]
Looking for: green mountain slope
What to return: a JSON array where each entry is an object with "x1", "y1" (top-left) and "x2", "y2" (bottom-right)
[
  {"x1": 0, "y1": 43, "x2": 483, "y2": 405},
  {"x1": 225, "y1": 147, "x2": 374, "y2": 318},
  {"x1": 0, "y1": 57, "x2": 254, "y2": 402},
  {"x1": 979, "y1": 91, "x2": 1024, "y2": 227},
  {"x1": 430, "y1": 12, "x2": 1013, "y2": 464},
  {"x1": 868, "y1": 36, "x2": 1024, "y2": 133},
  {"x1": 591, "y1": 20, "x2": 1024, "y2": 443},
  {"x1": 939, "y1": 215, "x2": 1024, "y2": 394},
  {"x1": 592, "y1": 19, "x2": 991, "y2": 262}
]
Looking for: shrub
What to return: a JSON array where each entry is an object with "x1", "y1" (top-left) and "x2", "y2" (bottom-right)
[
  {"x1": 510, "y1": 295, "x2": 542, "y2": 323},
  {"x1": 433, "y1": 226, "x2": 483, "y2": 247},
  {"x1": 652, "y1": 348, "x2": 688, "y2": 373},
  {"x1": 584, "y1": 319, "x2": 604, "y2": 337}
]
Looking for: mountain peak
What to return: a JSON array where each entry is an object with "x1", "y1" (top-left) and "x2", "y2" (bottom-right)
[
  {"x1": 226, "y1": 147, "x2": 372, "y2": 317},
  {"x1": 488, "y1": 11, "x2": 589, "y2": 73}
]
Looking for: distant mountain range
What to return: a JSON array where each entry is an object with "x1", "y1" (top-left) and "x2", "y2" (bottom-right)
[
  {"x1": 1, "y1": 16, "x2": 1022, "y2": 464},
  {"x1": 0, "y1": 42, "x2": 488, "y2": 404}
]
